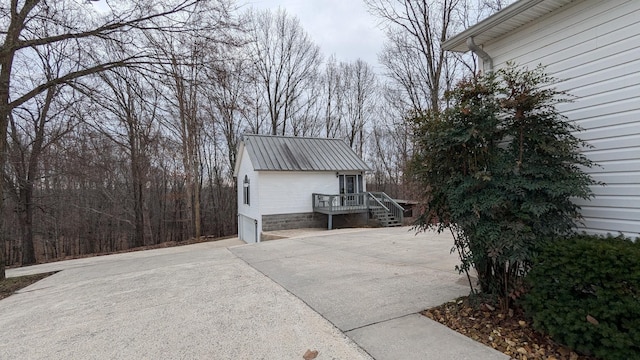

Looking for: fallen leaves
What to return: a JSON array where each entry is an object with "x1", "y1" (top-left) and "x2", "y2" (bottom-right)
[
  {"x1": 303, "y1": 349, "x2": 318, "y2": 360},
  {"x1": 422, "y1": 297, "x2": 599, "y2": 360}
]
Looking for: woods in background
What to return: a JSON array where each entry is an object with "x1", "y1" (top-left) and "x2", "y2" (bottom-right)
[{"x1": 0, "y1": 0, "x2": 510, "y2": 271}]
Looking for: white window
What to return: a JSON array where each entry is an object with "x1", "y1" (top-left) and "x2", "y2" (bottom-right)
[{"x1": 243, "y1": 175, "x2": 250, "y2": 205}]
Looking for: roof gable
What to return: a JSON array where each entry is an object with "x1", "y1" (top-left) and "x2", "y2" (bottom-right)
[
  {"x1": 443, "y1": 0, "x2": 576, "y2": 52},
  {"x1": 241, "y1": 134, "x2": 370, "y2": 172}
]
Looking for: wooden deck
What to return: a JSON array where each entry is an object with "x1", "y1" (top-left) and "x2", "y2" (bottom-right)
[
  {"x1": 312, "y1": 192, "x2": 405, "y2": 229},
  {"x1": 312, "y1": 196, "x2": 371, "y2": 215}
]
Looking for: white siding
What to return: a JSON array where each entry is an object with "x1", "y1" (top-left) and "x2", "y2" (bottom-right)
[
  {"x1": 258, "y1": 171, "x2": 341, "y2": 215},
  {"x1": 484, "y1": 0, "x2": 640, "y2": 237},
  {"x1": 236, "y1": 146, "x2": 261, "y2": 242}
]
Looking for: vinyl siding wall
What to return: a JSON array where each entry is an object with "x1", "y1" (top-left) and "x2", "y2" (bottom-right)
[
  {"x1": 259, "y1": 171, "x2": 353, "y2": 215},
  {"x1": 483, "y1": 0, "x2": 640, "y2": 237}
]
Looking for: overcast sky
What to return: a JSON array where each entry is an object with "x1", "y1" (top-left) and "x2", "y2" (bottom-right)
[{"x1": 245, "y1": 0, "x2": 386, "y2": 69}]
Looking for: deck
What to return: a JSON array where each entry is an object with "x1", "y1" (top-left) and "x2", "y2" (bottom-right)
[
  {"x1": 312, "y1": 196, "x2": 370, "y2": 215},
  {"x1": 312, "y1": 192, "x2": 405, "y2": 229}
]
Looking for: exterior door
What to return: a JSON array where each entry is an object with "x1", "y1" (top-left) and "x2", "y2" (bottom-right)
[
  {"x1": 345, "y1": 175, "x2": 357, "y2": 205},
  {"x1": 339, "y1": 174, "x2": 363, "y2": 206}
]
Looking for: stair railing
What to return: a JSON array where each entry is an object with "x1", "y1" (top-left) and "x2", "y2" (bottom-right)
[
  {"x1": 369, "y1": 192, "x2": 405, "y2": 224},
  {"x1": 366, "y1": 192, "x2": 389, "y2": 213}
]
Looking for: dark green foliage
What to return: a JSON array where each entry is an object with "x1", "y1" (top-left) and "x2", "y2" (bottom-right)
[
  {"x1": 522, "y1": 235, "x2": 640, "y2": 360},
  {"x1": 411, "y1": 63, "x2": 598, "y2": 304}
]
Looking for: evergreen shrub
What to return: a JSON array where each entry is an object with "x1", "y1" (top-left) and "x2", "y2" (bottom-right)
[
  {"x1": 411, "y1": 63, "x2": 598, "y2": 305},
  {"x1": 522, "y1": 234, "x2": 640, "y2": 360}
]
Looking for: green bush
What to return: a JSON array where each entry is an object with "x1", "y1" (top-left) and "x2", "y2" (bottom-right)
[
  {"x1": 411, "y1": 63, "x2": 597, "y2": 304},
  {"x1": 522, "y1": 234, "x2": 640, "y2": 360}
]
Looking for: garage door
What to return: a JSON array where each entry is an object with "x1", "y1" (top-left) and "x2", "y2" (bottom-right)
[{"x1": 239, "y1": 215, "x2": 258, "y2": 243}]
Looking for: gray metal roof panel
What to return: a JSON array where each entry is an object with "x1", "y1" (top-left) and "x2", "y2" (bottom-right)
[{"x1": 243, "y1": 134, "x2": 371, "y2": 172}]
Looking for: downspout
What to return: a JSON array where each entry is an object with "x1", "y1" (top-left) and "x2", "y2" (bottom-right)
[{"x1": 466, "y1": 37, "x2": 493, "y2": 73}]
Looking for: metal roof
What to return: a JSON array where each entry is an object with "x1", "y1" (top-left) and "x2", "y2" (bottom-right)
[
  {"x1": 442, "y1": 0, "x2": 577, "y2": 52},
  {"x1": 242, "y1": 134, "x2": 371, "y2": 172}
]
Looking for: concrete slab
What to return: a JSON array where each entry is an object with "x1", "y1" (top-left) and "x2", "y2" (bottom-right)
[
  {"x1": 347, "y1": 314, "x2": 509, "y2": 360},
  {"x1": 232, "y1": 226, "x2": 507, "y2": 359},
  {"x1": 261, "y1": 227, "x2": 371, "y2": 240},
  {"x1": 228, "y1": 239, "x2": 330, "y2": 264},
  {"x1": 6, "y1": 238, "x2": 244, "y2": 278},
  {"x1": 240, "y1": 248, "x2": 469, "y2": 331},
  {"x1": 232, "y1": 227, "x2": 471, "y2": 331},
  {"x1": 4, "y1": 227, "x2": 508, "y2": 360},
  {"x1": 1, "y1": 244, "x2": 371, "y2": 360}
]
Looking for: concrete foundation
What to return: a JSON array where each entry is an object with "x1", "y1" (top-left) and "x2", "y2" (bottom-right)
[
  {"x1": 261, "y1": 212, "x2": 370, "y2": 240},
  {"x1": 262, "y1": 212, "x2": 328, "y2": 232}
]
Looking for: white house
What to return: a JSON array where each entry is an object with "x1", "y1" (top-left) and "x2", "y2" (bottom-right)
[
  {"x1": 233, "y1": 134, "x2": 375, "y2": 243},
  {"x1": 443, "y1": 0, "x2": 640, "y2": 237}
]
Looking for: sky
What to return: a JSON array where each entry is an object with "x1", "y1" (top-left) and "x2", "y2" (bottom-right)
[{"x1": 246, "y1": 0, "x2": 386, "y2": 69}]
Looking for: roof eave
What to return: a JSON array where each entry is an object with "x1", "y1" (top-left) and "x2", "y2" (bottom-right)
[
  {"x1": 252, "y1": 166, "x2": 372, "y2": 172},
  {"x1": 232, "y1": 141, "x2": 245, "y2": 178},
  {"x1": 442, "y1": 0, "x2": 548, "y2": 52}
]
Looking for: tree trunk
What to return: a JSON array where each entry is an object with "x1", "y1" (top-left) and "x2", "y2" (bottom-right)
[
  {"x1": 0, "y1": 57, "x2": 14, "y2": 278},
  {"x1": 132, "y1": 165, "x2": 145, "y2": 247},
  {"x1": 130, "y1": 130, "x2": 145, "y2": 248},
  {"x1": 0, "y1": 3, "x2": 22, "y2": 280},
  {"x1": 193, "y1": 187, "x2": 201, "y2": 239},
  {"x1": 20, "y1": 185, "x2": 36, "y2": 265}
]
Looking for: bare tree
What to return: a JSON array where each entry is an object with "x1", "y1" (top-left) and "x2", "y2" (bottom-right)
[
  {"x1": 340, "y1": 59, "x2": 377, "y2": 156},
  {"x1": 290, "y1": 77, "x2": 323, "y2": 137},
  {"x1": 366, "y1": 0, "x2": 517, "y2": 115},
  {"x1": 0, "y1": 0, "x2": 204, "y2": 280},
  {"x1": 322, "y1": 55, "x2": 343, "y2": 138},
  {"x1": 147, "y1": 1, "x2": 238, "y2": 241},
  {"x1": 248, "y1": 8, "x2": 322, "y2": 135},
  {"x1": 368, "y1": 87, "x2": 414, "y2": 199},
  {"x1": 363, "y1": 0, "x2": 515, "y2": 200},
  {"x1": 4, "y1": 38, "x2": 82, "y2": 265},
  {"x1": 203, "y1": 50, "x2": 251, "y2": 174},
  {"x1": 85, "y1": 67, "x2": 161, "y2": 248},
  {"x1": 365, "y1": 0, "x2": 460, "y2": 114}
]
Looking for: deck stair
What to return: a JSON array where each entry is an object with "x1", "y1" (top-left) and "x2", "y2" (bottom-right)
[{"x1": 370, "y1": 207, "x2": 402, "y2": 227}]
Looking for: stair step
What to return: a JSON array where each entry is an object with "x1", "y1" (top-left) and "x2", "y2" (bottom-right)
[{"x1": 372, "y1": 211, "x2": 401, "y2": 227}]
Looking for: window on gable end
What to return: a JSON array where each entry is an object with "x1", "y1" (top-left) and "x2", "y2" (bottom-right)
[{"x1": 243, "y1": 175, "x2": 250, "y2": 205}]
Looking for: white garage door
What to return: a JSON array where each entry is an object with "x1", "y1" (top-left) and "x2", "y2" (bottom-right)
[{"x1": 239, "y1": 215, "x2": 258, "y2": 243}]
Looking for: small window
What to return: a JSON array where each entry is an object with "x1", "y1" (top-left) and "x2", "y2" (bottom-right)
[{"x1": 243, "y1": 175, "x2": 250, "y2": 205}]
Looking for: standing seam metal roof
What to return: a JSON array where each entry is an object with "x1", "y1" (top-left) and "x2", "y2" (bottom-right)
[{"x1": 242, "y1": 134, "x2": 371, "y2": 171}]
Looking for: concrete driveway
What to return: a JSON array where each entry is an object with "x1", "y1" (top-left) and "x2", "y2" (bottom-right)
[{"x1": 1, "y1": 227, "x2": 507, "y2": 360}]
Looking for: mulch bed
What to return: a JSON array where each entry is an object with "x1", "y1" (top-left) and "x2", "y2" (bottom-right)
[{"x1": 422, "y1": 297, "x2": 599, "y2": 360}]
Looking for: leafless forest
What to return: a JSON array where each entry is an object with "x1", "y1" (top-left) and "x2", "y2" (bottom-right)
[{"x1": 0, "y1": 0, "x2": 510, "y2": 272}]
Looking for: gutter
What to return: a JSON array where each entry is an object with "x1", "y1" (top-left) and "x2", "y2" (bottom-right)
[
  {"x1": 442, "y1": 0, "x2": 547, "y2": 52},
  {"x1": 466, "y1": 37, "x2": 493, "y2": 72}
]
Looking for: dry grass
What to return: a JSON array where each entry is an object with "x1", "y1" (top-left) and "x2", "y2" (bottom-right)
[{"x1": 0, "y1": 272, "x2": 56, "y2": 301}]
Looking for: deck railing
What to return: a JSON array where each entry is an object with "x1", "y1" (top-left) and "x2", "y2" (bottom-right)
[
  {"x1": 312, "y1": 193, "x2": 368, "y2": 213},
  {"x1": 312, "y1": 192, "x2": 405, "y2": 223}
]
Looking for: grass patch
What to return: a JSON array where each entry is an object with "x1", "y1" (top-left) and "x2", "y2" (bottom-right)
[{"x1": 0, "y1": 272, "x2": 57, "y2": 301}]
